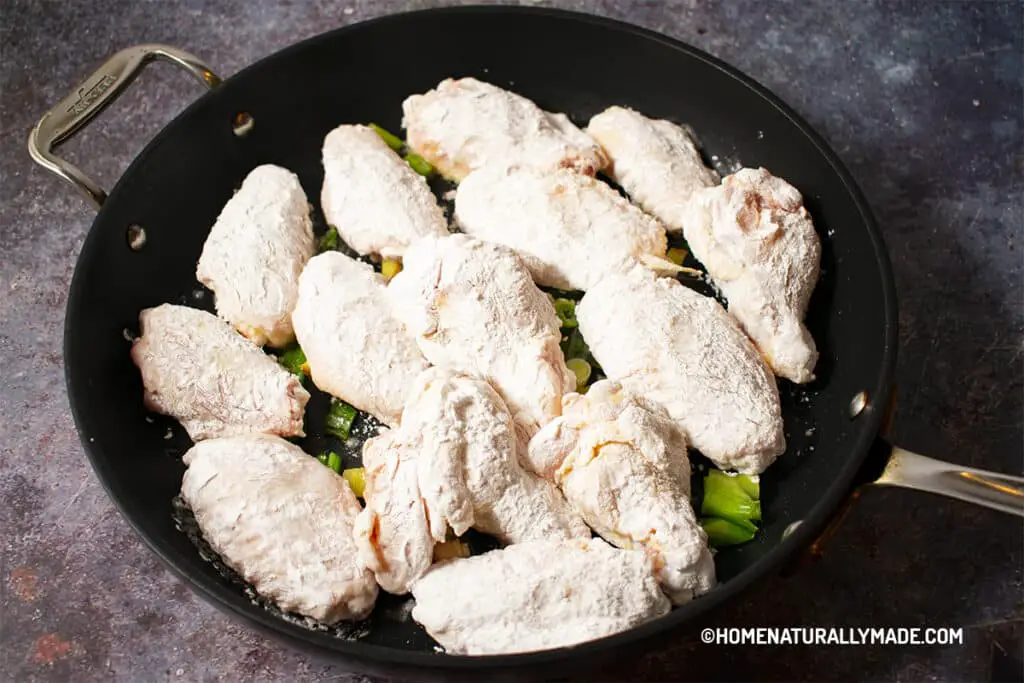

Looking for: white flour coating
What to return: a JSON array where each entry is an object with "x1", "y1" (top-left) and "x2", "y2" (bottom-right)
[
  {"x1": 196, "y1": 164, "x2": 314, "y2": 348},
  {"x1": 577, "y1": 267, "x2": 784, "y2": 473},
  {"x1": 527, "y1": 380, "x2": 716, "y2": 604},
  {"x1": 131, "y1": 304, "x2": 309, "y2": 441},
  {"x1": 681, "y1": 167, "x2": 821, "y2": 383},
  {"x1": 354, "y1": 368, "x2": 588, "y2": 595},
  {"x1": 401, "y1": 77, "x2": 607, "y2": 182},
  {"x1": 387, "y1": 235, "x2": 575, "y2": 449},
  {"x1": 454, "y1": 165, "x2": 668, "y2": 291},
  {"x1": 291, "y1": 252, "x2": 429, "y2": 426},
  {"x1": 320, "y1": 124, "x2": 448, "y2": 259},
  {"x1": 410, "y1": 538, "x2": 670, "y2": 655},
  {"x1": 586, "y1": 107, "x2": 719, "y2": 233},
  {"x1": 180, "y1": 434, "x2": 377, "y2": 623}
]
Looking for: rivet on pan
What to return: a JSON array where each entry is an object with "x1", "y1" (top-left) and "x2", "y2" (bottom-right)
[
  {"x1": 782, "y1": 521, "x2": 802, "y2": 539},
  {"x1": 232, "y1": 112, "x2": 255, "y2": 137},
  {"x1": 127, "y1": 224, "x2": 146, "y2": 251},
  {"x1": 848, "y1": 391, "x2": 868, "y2": 419}
]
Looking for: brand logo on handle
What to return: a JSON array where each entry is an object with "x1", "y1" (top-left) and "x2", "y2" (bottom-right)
[{"x1": 67, "y1": 74, "x2": 117, "y2": 115}]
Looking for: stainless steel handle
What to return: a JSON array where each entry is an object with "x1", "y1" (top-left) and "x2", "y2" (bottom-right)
[
  {"x1": 873, "y1": 445, "x2": 1024, "y2": 517},
  {"x1": 27, "y1": 44, "x2": 221, "y2": 209}
]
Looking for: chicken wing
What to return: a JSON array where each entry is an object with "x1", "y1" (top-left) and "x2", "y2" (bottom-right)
[
  {"x1": 577, "y1": 267, "x2": 784, "y2": 473},
  {"x1": 131, "y1": 304, "x2": 309, "y2": 441},
  {"x1": 320, "y1": 124, "x2": 448, "y2": 259},
  {"x1": 196, "y1": 164, "x2": 315, "y2": 348},
  {"x1": 387, "y1": 234, "x2": 575, "y2": 447},
  {"x1": 181, "y1": 434, "x2": 377, "y2": 622},
  {"x1": 291, "y1": 252, "x2": 429, "y2": 426},
  {"x1": 528, "y1": 380, "x2": 715, "y2": 604},
  {"x1": 410, "y1": 538, "x2": 670, "y2": 655},
  {"x1": 680, "y1": 167, "x2": 821, "y2": 383},
  {"x1": 586, "y1": 106, "x2": 719, "y2": 232},
  {"x1": 355, "y1": 368, "x2": 587, "y2": 594},
  {"x1": 401, "y1": 77, "x2": 607, "y2": 182},
  {"x1": 454, "y1": 165, "x2": 669, "y2": 291}
]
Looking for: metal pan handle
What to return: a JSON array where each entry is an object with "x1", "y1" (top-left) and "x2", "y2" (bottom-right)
[
  {"x1": 871, "y1": 443, "x2": 1024, "y2": 516},
  {"x1": 27, "y1": 44, "x2": 221, "y2": 209}
]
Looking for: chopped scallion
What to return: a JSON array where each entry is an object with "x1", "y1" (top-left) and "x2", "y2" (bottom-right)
[
  {"x1": 278, "y1": 345, "x2": 308, "y2": 378},
  {"x1": 404, "y1": 152, "x2": 435, "y2": 177},
  {"x1": 369, "y1": 123, "x2": 403, "y2": 151},
  {"x1": 318, "y1": 226, "x2": 339, "y2": 253},
  {"x1": 553, "y1": 298, "x2": 578, "y2": 329},
  {"x1": 325, "y1": 399, "x2": 358, "y2": 441},
  {"x1": 342, "y1": 467, "x2": 366, "y2": 497}
]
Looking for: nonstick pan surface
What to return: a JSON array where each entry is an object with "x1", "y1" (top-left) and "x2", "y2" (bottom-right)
[{"x1": 56, "y1": 5, "x2": 896, "y2": 676}]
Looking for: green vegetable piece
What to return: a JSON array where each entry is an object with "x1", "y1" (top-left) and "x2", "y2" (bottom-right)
[
  {"x1": 278, "y1": 345, "x2": 308, "y2": 378},
  {"x1": 326, "y1": 451, "x2": 342, "y2": 473},
  {"x1": 403, "y1": 152, "x2": 435, "y2": 177},
  {"x1": 566, "y1": 358, "x2": 592, "y2": 391},
  {"x1": 342, "y1": 468, "x2": 366, "y2": 497},
  {"x1": 318, "y1": 225, "x2": 339, "y2": 253},
  {"x1": 553, "y1": 298, "x2": 578, "y2": 329},
  {"x1": 701, "y1": 469, "x2": 762, "y2": 524},
  {"x1": 370, "y1": 123, "x2": 403, "y2": 151},
  {"x1": 325, "y1": 399, "x2": 358, "y2": 441},
  {"x1": 316, "y1": 452, "x2": 330, "y2": 466},
  {"x1": 701, "y1": 517, "x2": 757, "y2": 547}
]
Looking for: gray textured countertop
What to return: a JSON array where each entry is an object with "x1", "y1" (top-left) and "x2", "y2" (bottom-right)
[{"x1": 2, "y1": 1, "x2": 1021, "y2": 681}]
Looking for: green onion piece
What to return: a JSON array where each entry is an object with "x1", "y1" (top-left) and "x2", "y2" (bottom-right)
[
  {"x1": 326, "y1": 451, "x2": 342, "y2": 473},
  {"x1": 566, "y1": 358, "x2": 592, "y2": 391},
  {"x1": 342, "y1": 467, "x2": 366, "y2": 497},
  {"x1": 701, "y1": 517, "x2": 757, "y2": 547},
  {"x1": 369, "y1": 123, "x2": 403, "y2": 151},
  {"x1": 553, "y1": 298, "x2": 578, "y2": 329},
  {"x1": 316, "y1": 452, "x2": 330, "y2": 466},
  {"x1": 325, "y1": 399, "x2": 358, "y2": 441},
  {"x1": 403, "y1": 152, "x2": 435, "y2": 177},
  {"x1": 278, "y1": 345, "x2": 308, "y2": 378},
  {"x1": 701, "y1": 469, "x2": 762, "y2": 524},
  {"x1": 318, "y1": 226, "x2": 339, "y2": 253}
]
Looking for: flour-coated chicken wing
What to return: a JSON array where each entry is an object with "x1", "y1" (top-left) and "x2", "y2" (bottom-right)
[
  {"x1": 681, "y1": 167, "x2": 821, "y2": 383},
  {"x1": 292, "y1": 252, "x2": 429, "y2": 426},
  {"x1": 586, "y1": 106, "x2": 718, "y2": 232},
  {"x1": 320, "y1": 124, "x2": 448, "y2": 259},
  {"x1": 577, "y1": 267, "x2": 784, "y2": 473},
  {"x1": 410, "y1": 538, "x2": 670, "y2": 655},
  {"x1": 181, "y1": 434, "x2": 377, "y2": 622},
  {"x1": 402, "y1": 77, "x2": 606, "y2": 182},
  {"x1": 196, "y1": 164, "x2": 314, "y2": 348},
  {"x1": 131, "y1": 304, "x2": 309, "y2": 441}
]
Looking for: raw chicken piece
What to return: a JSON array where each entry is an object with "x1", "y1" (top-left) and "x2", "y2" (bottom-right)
[
  {"x1": 681, "y1": 167, "x2": 821, "y2": 383},
  {"x1": 586, "y1": 106, "x2": 718, "y2": 232},
  {"x1": 320, "y1": 124, "x2": 448, "y2": 259},
  {"x1": 410, "y1": 538, "x2": 670, "y2": 655},
  {"x1": 401, "y1": 77, "x2": 607, "y2": 182},
  {"x1": 292, "y1": 252, "x2": 429, "y2": 426},
  {"x1": 196, "y1": 164, "x2": 314, "y2": 348},
  {"x1": 455, "y1": 165, "x2": 669, "y2": 291},
  {"x1": 577, "y1": 267, "x2": 784, "y2": 473},
  {"x1": 528, "y1": 380, "x2": 715, "y2": 604},
  {"x1": 387, "y1": 235, "x2": 575, "y2": 447},
  {"x1": 355, "y1": 368, "x2": 587, "y2": 595},
  {"x1": 181, "y1": 434, "x2": 377, "y2": 623},
  {"x1": 131, "y1": 304, "x2": 309, "y2": 441}
]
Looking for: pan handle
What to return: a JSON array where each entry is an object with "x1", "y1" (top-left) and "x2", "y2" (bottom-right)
[
  {"x1": 865, "y1": 440, "x2": 1024, "y2": 516},
  {"x1": 27, "y1": 44, "x2": 221, "y2": 209}
]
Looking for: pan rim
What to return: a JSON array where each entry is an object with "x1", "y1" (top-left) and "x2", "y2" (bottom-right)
[{"x1": 63, "y1": 3, "x2": 899, "y2": 671}]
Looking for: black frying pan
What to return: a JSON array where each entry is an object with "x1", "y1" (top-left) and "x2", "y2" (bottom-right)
[{"x1": 28, "y1": 6, "x2": 1023, "y2": 680}]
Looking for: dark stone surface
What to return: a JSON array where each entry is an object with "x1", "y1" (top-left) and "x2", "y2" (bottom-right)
[{"x1": 1, "y1": 0, "x2": 1021, "y2": 680}]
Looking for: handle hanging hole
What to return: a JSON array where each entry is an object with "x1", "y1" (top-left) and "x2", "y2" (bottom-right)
[{"x1": 232, "y1": 112, "x2": 254, "y2": 137}]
